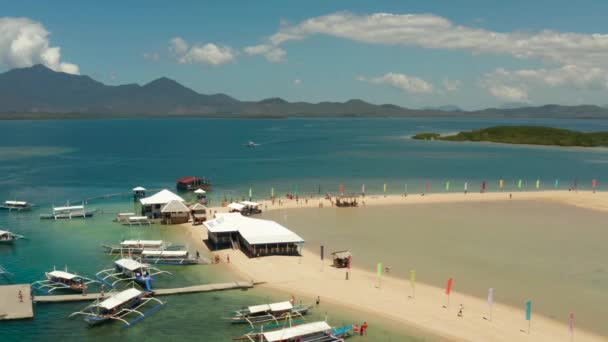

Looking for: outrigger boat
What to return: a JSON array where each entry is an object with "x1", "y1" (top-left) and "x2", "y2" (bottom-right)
[
  {"x1": 138, "y1": 250, "x2": 207, "y2": 265},
  {"x1": 122, "y1": 216, "x2": 151, "y2": 226},
  {"x1": 32, "y1": 267, "x2": 99, "y2": 294},
  {"x1": 95, "y1": 258, "x2": 171, "y2": 291},
  {"x1": 234, "y1": 321, "x2": 355, "y2": 342},
  {"x1": 102, "y1": 240, "x2": 172, "y2": 255},
  {"x1": 0, "y1": 229, "x2": 24, "y2": 243},
  {"x1": 40, "y1": 204, "x2": 96, "y2": 220},
  {"x1": 69, "y1": 287, "x2": 164, "y2": 327},
  {"x1": 227, "y1": 301, "x2": 314, "y2": 327},
  {"x1": 0, "y1": 200, "x2": 33, "y2": 211}
]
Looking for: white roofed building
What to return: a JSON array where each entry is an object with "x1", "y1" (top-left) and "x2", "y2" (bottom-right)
[
  {"x1": 203, "y1": 213, "x2": 304, "y2": 257},
  {"x1": 139, "y1": 189, "x2": 184, "y2": 219}
]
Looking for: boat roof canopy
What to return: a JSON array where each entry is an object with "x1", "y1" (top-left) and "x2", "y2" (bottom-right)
[
  {"x1": 248, "y1": 301, "x2": 293, "y2": 314},
  {"x1": 141, "y1": 250, "x2": 188, "y2": 257},
  {"x1": 98, "y1": 288, "x2": 142, "y2": 310},
  {"x1": 140, "y1": 189, "x2": 184, "y2": 205},
  {"x1": 128, "y1": 216, "x2": 149, "y2": 221},
  {"x1": 48, "y1": 270, "x2": 80, "y2": 280},
  {"x1": 115, "y1": 258, "x2": 147, "y2": 271},
  {"x1": 263, "y1": 321, "x2": 332, "y2": 342},
  {"x1": 117, "y1": 212, "x2": 136, "y2": 217},
  {"x1": 132, "y1": 186, "x2": 147, "y2": 191},
  {"x1": 5, "y1": 200, "x2": 27, "y2": 205},
  {"x1": 121, "y1": 240, "x2": 162, "y2": 246},
  {"x1": 0, "y1": 230, "x2": 10, "y2": 236},
  {"x1": 54, "y1": 205, "x2": 84, "y2": 211}
]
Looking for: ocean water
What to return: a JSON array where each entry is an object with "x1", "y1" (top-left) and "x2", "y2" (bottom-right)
[{"x1": 1, "y1": 117, "x2": 608, "y2": 341}]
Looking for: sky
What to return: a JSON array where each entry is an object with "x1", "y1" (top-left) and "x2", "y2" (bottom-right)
[{"x1": 1, "y1": 0, "x2": 608, "y2": 110}]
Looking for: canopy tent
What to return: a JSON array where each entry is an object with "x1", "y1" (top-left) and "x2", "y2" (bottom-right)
[
  {"x1": 194, "y1": 189, "x2": 206, "y2": 194},
  {"x1": 140, "y1": 189, "x2": 184, "y2": 205},
  {"x1": 227, "y1": 202, "x2": 245, "y2": 211},
  {"x1": 240, "y1": 201, "x2": 260, "y2": 207}
]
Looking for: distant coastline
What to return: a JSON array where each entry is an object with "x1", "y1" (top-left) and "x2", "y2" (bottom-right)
[{"x1": 413, "y1": 125, "x2": 608, "y2": 147}]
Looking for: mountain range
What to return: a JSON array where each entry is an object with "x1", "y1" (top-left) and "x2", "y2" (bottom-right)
[{"x1": 2, "y1": 65, "x2": 608, "y2": 119}]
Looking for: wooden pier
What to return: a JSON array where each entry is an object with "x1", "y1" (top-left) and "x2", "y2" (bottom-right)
[
  {"x1": 34, "y1": 281, "x2": 257, "y2": 303},
  {"x1": 0, "y1": 284, "x2": 33, "y2": 320}
]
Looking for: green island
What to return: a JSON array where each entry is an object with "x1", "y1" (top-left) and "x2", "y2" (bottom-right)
[{"x1": 412, "y1": 125, "x2": 608, "y2": 147}]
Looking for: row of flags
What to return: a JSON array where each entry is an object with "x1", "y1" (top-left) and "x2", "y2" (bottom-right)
[
  {"x1": 321, "y1": 246, "x2": 575, "y2": 338},
  {"x1": 248, "y1": 178, "x2": 599, "y2": 198}
]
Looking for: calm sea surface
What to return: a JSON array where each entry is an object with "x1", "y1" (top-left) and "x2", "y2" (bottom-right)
[{"x1": 1, "y1": 117, "x2": 608, "y2": 341}]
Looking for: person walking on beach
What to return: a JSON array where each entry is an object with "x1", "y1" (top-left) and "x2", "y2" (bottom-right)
[
  {"x1": 226, "y1": 254, "x2": 231, "y2": 263},
  {"x1": 316, "y1": 296, "x2": 320, "y2": 306},
  {"x1": 458, "y1": 304, "x2": 464, "y2": 317},
  {"x1": 361, "y1": 321, "x2": 368, "y2": 335}
]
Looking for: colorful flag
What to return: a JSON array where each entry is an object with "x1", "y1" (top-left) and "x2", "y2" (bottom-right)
[
  {"x1": 320, "y1": 245, "x2": 324, "y2": 260},
  {"x1": 347, "y1": 255, "x2": 352, "y2": 270},
  {"x1": 499, "y1": 179, "x2": 504, "y2": 190},
  {"x1": 383, "y1": 183, "x2": 387, "y2": 193},
  {"x1": 554, "y1": 179, "x2": 559, "y2": 189},
  {"x1": 445, "y1": 180, "x2": 450, "y2": 191},
  {"x1": 361, "y1": 184, "x2": 366, "y2": 194},
  {"x1": 569, "y1": 312, "x2": 574, "y2": 334},
  {"x1": 592, "y1": 178, "x2": 597, "y2": 189},
  {"x1": 339, "y1": 183, "x2": 344, "y2": 195},
  {"x1": 410, "y1": 270, "x2": 416, "y2": 289},
  {"x1": 481, "y1": 180, "x2": 486, "y2": 192},
  {"x1": 425, "y1": 182, "x2": 430, "y2": 193},
  {"x1": 404, "y1": 183, "x2": 408, "y2": 194},
  {"x1": 525, "y1": 300, "x2": 532, "y2": 321},
  {"x1": 536, "y1": 179, "x2": 540, "y2": 189},
  {"x1": 488, "y1": 288, "x2": 494, "y2": 307},
  {"x1": 445, "y1": 277, "x2": 453, "y2": 295},
  {"x1": 271, "y1": 187, "x2": 274, "y2": 197},
  {"x1": 464, "y1": 182, "x2": 468, "y2": 191},
  {"x1": 518, "y1": 179, "x2": 523, "y2": 189},
  {"x1": 248, "y1": 187, "x2": 252, "y2": 198},
  {"x1": 377, "y1": 262, "x2": 383, "y2": 280},
  {"x1": 298, "y1": 241, "x2": 304, "y2": 254}
]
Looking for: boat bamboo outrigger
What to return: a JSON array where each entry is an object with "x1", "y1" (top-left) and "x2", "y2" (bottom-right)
[
  {"x1": 227, "y1": 301, "x2": 314, "y2": 327},
  {"x1": 69, "y1": 287, "x2": 164, "y2": 327},
  {"x1": 113, "y1": 212, "x2": 136, "y2": 222},
  {"x1": 0, "y1": 229, "x2": 24, "y2": 243},
  {"x1": 95, "y1": 258, "x2": 171, "y2": 291},
  {"x1": 138, "y1": 250, "x2": 208, "y2": 265},
  {"x1": 0, "y1": 200, "x2": 33, "y2": 211},
  {"x1": 32, "y1": 267, "x2": 99, "y2": 294},
  {"x1": 234, "y1": 321, "x2": 355, "y2": 342},
  {"x1": 122, "y1": 216, "x2": 152, "y2": 226},
  {"x1": 102, "y1": 240, "x2": 172, "y2": 255},
  {"x1": 40, "y1": 204, "x2": 96, "y2": 220}
]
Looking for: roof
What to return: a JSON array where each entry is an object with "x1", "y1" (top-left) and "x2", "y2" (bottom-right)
[
  {"x1": 117, "y1": 212, "x2": 135, "y2": 217},
  {"x1": 99, "y1": 288, "x2": 142, "y2": 310},
  {"x1": 128, "y1": 216, "x2": 149, "y2": 221},
  {"x1": 53, "y1": 205, "x2": 84, "y2": 211},
  {"x1": 121, "y1": 240, "x2": 163, "y2": 246},
  {"x1": 263, "y1": 321, "x2": 332, "y2": 342},
  {"x1": 331, "y1": 250, "x2": 352, "y2": 259},
  {"x1": 161, "y1": 200, "x2": 190, "y2": 213},
  {"x1": 240, "y1": 201, "x2": 260, "y2": 207},
  {"x1": 115, "y1": 258, "x2": 147, "y2": 271},
  {"x1": 177, "y1": 176, "x2": 199, "y2": 184},
  {"x1": 140, "y1": 189, "x2": 184, "y2": 205},
  {"x1": 204, "y1": 213, "x2": 304, "y2": 245},
  {"x1": 142, "y1": 250, "x2": 188, "y2": 257},
  {"x1": 48, "y1": 270, "x2": 79, "y2": 280},
  {"x1": 189, "y1": 203, "x2": 207, "y2": 211},
  {"x1": 248, "y1": 301, "x2": 293, "y2": 314},
  {"x1": 227, "y1": 202, "x2": 245, "y2": 211},
  {"x1": 194, "y1": 189, "x2": 206, "y2": 194},
  {"x1": 4, "y1": 200, "x2": 27, "y2": 205},
  {"x1": 132, "y1": 186, "x2": 147, "y2": 191}
]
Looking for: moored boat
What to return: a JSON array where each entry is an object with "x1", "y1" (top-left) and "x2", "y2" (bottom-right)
[
  {"x1": 0, "y1": 200, "x2": 33, "y2": 211},
  {"x1": 40, "y1": 204, "x2": 96, "y2": 220},
  {"x1": 227, "y1": 301, "x2": 314, "y2": 326},
  {"x1": 95, "y1": 258, "x2": 171, "y2": 290},
  {"x1": 0, "y1": 229, "x2": 24, "y2": 243},
  {"x1": 138, "y1": 250, "x2": 208, "y2": 265},
  {"x1": 32, "y1": 267, "x2": 99, "y2": 294},
  {"x1": 234, "y1": 321, "x2": 354, "y2": 341},
  {"x1": 122, "y1": 216, "x2": 151, "y2": 226},
  {"x1": 68, "y1": 287, "x2": 164, "y2": 327},
  {"x1": 102, "y1": 240, "x2": 172, "y2": 255}
]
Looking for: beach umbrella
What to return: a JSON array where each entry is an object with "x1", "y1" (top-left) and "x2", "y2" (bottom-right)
[
  {"x1": 499, "y1": 179, "x2": 504, "y2": 190},
  {"x1": 518, "y1": 179, "x2": 523, "y2": 189},
  {"x1": 525, "y1": 300, "x2": 532, "y2": 333}
]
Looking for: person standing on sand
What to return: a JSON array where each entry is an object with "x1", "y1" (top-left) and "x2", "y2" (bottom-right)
[
  {"x1": 316, "y1": 296, "x2": 320, "y2": 306},
  {"x1": 458, "y1": 304, "x2": 464, "y2": 317},
  {"x1": 226, "y1": 254, "x2": 230, "y2": 263},
  {"x1": 361, "y1": 322, "x2": 368, "y2": 335}
]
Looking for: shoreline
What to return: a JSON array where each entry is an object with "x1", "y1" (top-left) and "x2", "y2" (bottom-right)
[{"x1": 191, "y1": 190, "x2": 607, "y2": 341}]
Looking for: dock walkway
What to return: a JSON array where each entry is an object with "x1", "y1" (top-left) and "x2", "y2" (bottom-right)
[
  {"x1": 0, "y1": 284, "x2": 33, "y2": 320},
  {"x1": 34, "y1": 281, "x2": 256, "y2": 303}
]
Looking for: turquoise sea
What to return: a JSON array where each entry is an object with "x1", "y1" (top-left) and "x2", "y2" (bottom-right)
[{"x1": 1, "y1": 117, "x2": 608, "y2": 341}]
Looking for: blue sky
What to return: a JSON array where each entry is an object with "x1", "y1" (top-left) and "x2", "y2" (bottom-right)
[{"x1": 2, "y1": 0, "x2": 608, "y2": 109}]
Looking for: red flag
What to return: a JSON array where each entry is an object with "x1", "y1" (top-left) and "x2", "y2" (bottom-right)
[
  {"x1": 592, "y1": 179, "x2": 597, "y2": 189},
  {"x1": 445, "y1": 277, "x2": 453, "y2": 295},
  {"x1": 569, "y1": 312, "x2": 574, "y2": 333},
  {"x1": 425, "y1": 183, "x2": 429, "y2": 193},
  {"x1": 339, "y1": 183, "x2": 344, "y2": 194},
  {"x1": 347, "y1": 255, "x2": 352, "y2": 270}
]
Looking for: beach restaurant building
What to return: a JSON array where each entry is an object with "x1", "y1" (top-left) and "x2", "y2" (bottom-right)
[
  {"x1": 204, "y1": 213, "x2": 304, "y2": 257},
  {"x1": 140, "y1": 189, "x2": 185, "y2": 219}
]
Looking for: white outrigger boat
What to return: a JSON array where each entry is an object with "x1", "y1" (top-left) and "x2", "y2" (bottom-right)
[
  {"x1": 102, "y1": 240, "x2": 172, "y2": 255},
  {"x1": 138, "y1": 250, "x2": 207, "y2": 265},
  {"x1": 122, "y1": 216, "x2": 151, "y2": 226},
  {"x1": 0, "y1": 229, "x2": 24, "y2": 243},
  {"x1": 32, "y1": 267, "x2": 99, "y2": 294},
  {"x1": 0, "y1": 200, "x2": 33, "y2": 211},
  {"x1": 234, "y1": 321, "x2": 355, "y2": 342},
  {"x1": 40, "y1": 204, "x2": 96, "y2": 220},
  {"x1": 95, "y1": 258, "x2": 171, "y2": 291},
  {"x1": 227, "y1": 301, "x2": 314, "y2": 327},
  {"x1": 69, "y1": 287, "x2": 164, "y2": 327}
]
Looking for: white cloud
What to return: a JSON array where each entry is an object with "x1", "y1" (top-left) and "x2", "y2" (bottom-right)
[
  {"x1": 364, "y1": 72, "x2": 433, "y2": 94},
  {"x1": 143, "y1": 52, "x2": 160, "y2": 62},
  {"x1": 488, "y1": 65, "x2": 608, "y2": 90},
  {"x1": 0, "y1": 17, "x2": 79, "y2": 74},
  {"x1": 443, "y1": 78, "x2": 462, "y2": 92},
  {"x1": 169, "y1": 37, "x2": 235, "y2": 66},
  {"x1": 488, "y1": 85, "x2": 528, "y2": 102},
  {"x1": 292, "y1": 79, "x2": 301, "y2": 85},
  {"x1": 243, "y1": 44, "x2": 286, "y2": 63},
  {"x1": 267, "y1": 12, "x2": 608, "y2": 68}
]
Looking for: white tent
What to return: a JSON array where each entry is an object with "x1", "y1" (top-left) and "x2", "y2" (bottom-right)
[
  {"x1": 194, "y1": 189, "x2": 206, "y2": 194},
  {"x1": 140, "y1": 189, "x2": 184, "y2": 205},
  {"x1": 227, "y1": 202, "x2": 245, "y2": 211}
]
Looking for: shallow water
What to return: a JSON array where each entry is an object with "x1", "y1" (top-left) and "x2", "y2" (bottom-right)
[{"x1": 262, "y1": 200, "x2": 608, "y2": 337}]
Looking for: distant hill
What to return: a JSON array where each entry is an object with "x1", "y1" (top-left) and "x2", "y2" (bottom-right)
[{"x1": 2, "y1": 65, "x2": 608, "y2": 119}]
